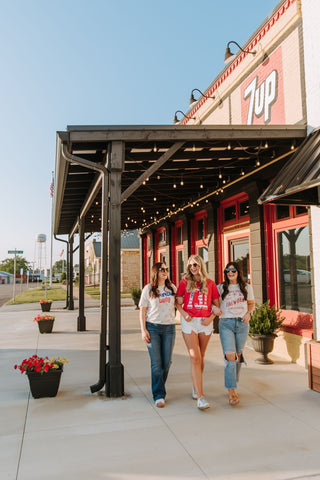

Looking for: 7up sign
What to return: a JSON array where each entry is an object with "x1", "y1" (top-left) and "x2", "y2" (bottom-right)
[{"x1": 241, "y1": 46, "x2": 285, "y2": 125}]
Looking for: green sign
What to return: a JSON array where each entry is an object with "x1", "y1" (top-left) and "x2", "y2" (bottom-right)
[{"x1": 8, "y1": 250, "x2": 23, "y2": 254}]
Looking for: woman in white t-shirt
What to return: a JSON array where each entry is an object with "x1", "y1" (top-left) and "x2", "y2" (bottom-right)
[
  {"x1": 217, "y1": 262, "x2": 255, "y2": 406},
  {"x1": 139, "y1": 262, "x2": 176, "y2": 408}
]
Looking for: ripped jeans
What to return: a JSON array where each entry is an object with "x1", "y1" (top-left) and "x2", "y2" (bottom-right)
[{"x1": 219, "y1": 317, "x2": 249, "y2": 389}]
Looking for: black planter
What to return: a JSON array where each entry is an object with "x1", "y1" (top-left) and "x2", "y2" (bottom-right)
[
  {"x1": 27, "y1": 369, "x2": 63, "y2": 398},
  {"x1": 40, "y1": 302, "x2": 52, "y2": 312},
  {"x1": 133, "y1": 297, "x2": 140, "y2": 310},
  {"x1": 37, "y1": 319, "x2": 55, "y2": 334},
  {"x1": 251, "y1": 334, "x2": 277, "y2": 364}
]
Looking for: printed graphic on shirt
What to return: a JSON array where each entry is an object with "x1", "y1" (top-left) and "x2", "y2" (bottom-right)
[
  {"x1": 224, "y1": 290, "x2": 245, "y2": 316},
  {"x1": 159, "y1": 291, "x2": 174, "y2": 303}
]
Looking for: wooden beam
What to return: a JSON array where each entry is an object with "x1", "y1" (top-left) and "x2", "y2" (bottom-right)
[{"x1": 121, "y1": 142, "x2": 184, "y2": 202}]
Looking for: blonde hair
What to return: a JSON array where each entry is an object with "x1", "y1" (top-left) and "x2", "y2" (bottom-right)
[{"x1": 185, "y1": 255, "x2": 208, "y2": 294}]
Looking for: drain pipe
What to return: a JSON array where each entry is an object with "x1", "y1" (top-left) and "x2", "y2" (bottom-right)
[{"x1": 61, "y1": 144, "x2": 110, "y2": 393}]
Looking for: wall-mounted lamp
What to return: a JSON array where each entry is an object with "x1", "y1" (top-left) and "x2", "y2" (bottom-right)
[
  {"x1": 173, "y1": 110, "x2": 196, "y2": 124},
  {"x1": 189, "y1": 88, "x2": 215, "y2": 108},
  {"x1": 224, "y1": 41, "x2": 256, "y2": 64}
]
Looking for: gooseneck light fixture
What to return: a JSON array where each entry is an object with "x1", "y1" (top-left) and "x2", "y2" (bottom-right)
[
  {"x1": 224, "y1": 40, "x2": 256, "y2": 64},
  {"x1": 189, "y1": 88, "x2": 215, "y2": 108},
  {"x1": 173, "y1": 110, "x2": 196, "y2": 124}
]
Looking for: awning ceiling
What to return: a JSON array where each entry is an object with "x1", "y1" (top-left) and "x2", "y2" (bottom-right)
[
  {"x1": 258, "y1": 127, "x2": 320, "y2": 206},
  {"x1": 54, "y1": 125, "x2": 307, "y2": 236}
]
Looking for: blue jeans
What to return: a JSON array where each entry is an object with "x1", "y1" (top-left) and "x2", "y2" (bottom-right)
[
  {"x1": 219, "y1": 318, "x2": 249, "y2": 389},
  {"x1": 146, "y1": 322, "x2": 176, "y2": 401}
]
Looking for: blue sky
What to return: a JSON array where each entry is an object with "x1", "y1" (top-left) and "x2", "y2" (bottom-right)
[{"x1": 0, "y1": 0, "x2": 278, "y2": 268}]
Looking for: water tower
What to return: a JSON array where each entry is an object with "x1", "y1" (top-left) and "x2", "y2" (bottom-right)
[{"x1": 35, "y1": 234, "x2": 47, "y2": 277}]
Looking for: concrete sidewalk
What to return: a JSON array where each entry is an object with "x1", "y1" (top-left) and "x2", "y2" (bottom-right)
[{"x1": 1, "y1": 302, "x2": 320, "y2": 480}]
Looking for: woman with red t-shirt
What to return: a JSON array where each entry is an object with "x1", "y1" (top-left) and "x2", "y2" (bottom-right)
[{"x1": 176, "y1": 255, "x2": 222, "y2": 410}]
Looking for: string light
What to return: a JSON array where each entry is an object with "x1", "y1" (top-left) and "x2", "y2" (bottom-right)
[
  {"x1": 256, "y1": 158, "x2": 260, "y2": 167},
  {"x1": 241, "y1": 169, "x2": 245, "y2": 176},
  {"x1": 227, "y1": 142, "x2": 231, "y2": 150},
  {"x1": 219, "y1": 169, "x2": 222, "y2": 179},
  {"x1": 180, "y1": 179, "x2": 184, "y2": 186},
  {"x1": 173, "y1": 183, "x2": 177, "y2": 188}
]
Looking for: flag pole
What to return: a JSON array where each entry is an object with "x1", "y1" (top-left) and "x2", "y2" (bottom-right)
[{"x1": 50, "y1": 171, "x2": 54, "y2": 289}]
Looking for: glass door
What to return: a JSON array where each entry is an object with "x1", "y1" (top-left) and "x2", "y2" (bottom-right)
[{"x1": 229, "y1": 237, "x2": 250, "y2": 282}]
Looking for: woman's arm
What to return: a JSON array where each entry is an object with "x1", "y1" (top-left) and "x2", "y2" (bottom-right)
[
  {"x1": 139, "y1": 307, "x2": 150, "y2": 343},
  {"x1": 242, "y1": 299, "x2": 255, "y2": 323},
  {"x1": 201, "y1": 298, "x2": 222, "y2": 326},
  {"x1": 175, "y1": 295, "x2": 193, "y2": 322}
]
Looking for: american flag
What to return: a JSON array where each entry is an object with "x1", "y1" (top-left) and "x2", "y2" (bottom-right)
[
  {"x1": 59, "y1": 249, "x2": 64, "y2": 257},
  {"x1": 50, "y1": 179, "x2": 54, "y2": 198}
]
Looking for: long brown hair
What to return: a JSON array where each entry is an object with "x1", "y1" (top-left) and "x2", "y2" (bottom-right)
[
  {"x1": 185, "y1": 255, "x2": 208, "y2": 294},
  {"x1": 149, "y1": 262, "x2": 174, "y2": 298},
  {"x1": 221, "y1": 261, "x2": 248, "y2": 300}
]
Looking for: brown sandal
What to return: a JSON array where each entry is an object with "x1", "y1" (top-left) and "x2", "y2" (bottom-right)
[{"x1": 228, "y1": 392, "x2": 239, "y2": 406}]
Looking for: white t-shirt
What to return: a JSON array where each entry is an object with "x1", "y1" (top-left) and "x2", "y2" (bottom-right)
[
  {"x1": 139, "y1": 284, "x2": 177, "y2": 325},
  {"x1": 217, "y1": 283, "x2": 254, "y2": 319}
]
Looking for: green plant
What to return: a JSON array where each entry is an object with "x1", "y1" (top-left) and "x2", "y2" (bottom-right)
[
  {"x1": 130, "y1": 287, "x2": 142, "y2": 299},
  {"x1": 34, "y1": 314, "x2": 55, "y2": 322},
  {"x1": 249, "y1": 301, "x2": 285, "y2": 336},
  {"x1": 14, "y1": 354, "x2": 68, "y2": 374}
]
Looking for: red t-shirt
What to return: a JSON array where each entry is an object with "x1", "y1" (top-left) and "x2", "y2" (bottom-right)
[{"x1": 176, "y1": 278, "x2": 219, "y2": 317}]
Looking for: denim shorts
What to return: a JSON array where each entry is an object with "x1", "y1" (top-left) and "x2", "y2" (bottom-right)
[{"x1": 181, "y1": 316, "x2": 213, "y2": 335}]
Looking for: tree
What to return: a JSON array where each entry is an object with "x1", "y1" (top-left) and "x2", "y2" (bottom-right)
[
  {"x1": 0, "y1": 256, "x2": 31, "y2": 274},
  {"x1": 52, "y1": 259, "x2": 67, "y2": 275}
]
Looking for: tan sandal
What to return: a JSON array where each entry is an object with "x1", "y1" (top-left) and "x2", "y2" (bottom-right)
[{"x1": 228, "y1": 392, "x2": 239, "y2": 406}]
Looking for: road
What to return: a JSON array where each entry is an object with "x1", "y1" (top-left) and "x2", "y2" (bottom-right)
[{"x1": 0, "y1": 283, "x2": 37, "y2": 307}]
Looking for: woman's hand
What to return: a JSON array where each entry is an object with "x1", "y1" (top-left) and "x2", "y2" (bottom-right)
[
  {"x1": 141, "y1": 328, "x2": 150, "y2": 343},
  {"x1": 200, "y1": 316, "x2": 213, "y2": 326},
  {"x1": 212, "y1": 305, "x2": 222, "y2": 316},
  {"x1": 242, "y1": 312, "x2": 251, "y2": 323},
  {"x1": 184, "y1": 313, "x2": 193, "y2": 322}
]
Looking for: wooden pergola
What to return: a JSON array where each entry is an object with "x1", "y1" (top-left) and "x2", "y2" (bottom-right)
[{"x1": 53, "y1": 124, "x2": 306, "y2": 397}]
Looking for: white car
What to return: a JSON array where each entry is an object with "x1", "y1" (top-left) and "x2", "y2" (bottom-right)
[{"x1": 283, "y1": 269, "x2": 311, "y2": 284}]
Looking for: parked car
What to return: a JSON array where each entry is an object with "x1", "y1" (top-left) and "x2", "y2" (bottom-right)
[{"x1": 283, "y1": 269, "x2": 311, "y2": 284}]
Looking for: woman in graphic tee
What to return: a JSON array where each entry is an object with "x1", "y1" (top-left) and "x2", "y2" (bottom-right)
[
  {"x1": 217, "y1": 261, "x2": 255, "y2": 406},
  {"x1": 176, "y1": 255, "x2": 221, "y2": 410},
  {"x1": 139, "y1": 262, "x2": 176, "y2": 408}
]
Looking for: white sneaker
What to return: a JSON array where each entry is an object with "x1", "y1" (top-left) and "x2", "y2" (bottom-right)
[
  {"x1": 155, "y1": 398, "x2": 165, "y2": 408},
  {"x1": 192, "y1": 387, "x2": 197, "y2": 400},
  {"x1": 197, "y1": 396, "x2": 210, "y2": 410}
]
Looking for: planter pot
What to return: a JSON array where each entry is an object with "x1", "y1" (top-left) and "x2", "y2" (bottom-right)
[
  {"x1": 27, "y1": 369, "x2": 63, "y2": 398},
  {"x1": 37, "y1": 319, "x2": 55, "y2": 334},
  {"x1": 40, "y1": 303, "x2": 52, "y2": 312},
  {"x1": 132, "y1": 297, "x2": 140, "y2": 310},
  {"x1": 307, "y1": 341, "x2": 320, "y2": 393},
  {"x1": 250, "y1": 334, "x2": 277, "y2": 364}
]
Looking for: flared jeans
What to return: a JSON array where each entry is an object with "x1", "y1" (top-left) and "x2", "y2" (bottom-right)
[{"x1": 146, "y1": 322, "x2": 176, "y2": 401}]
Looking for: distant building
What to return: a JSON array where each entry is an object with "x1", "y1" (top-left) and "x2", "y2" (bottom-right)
[
  {"x1": 85, "y1": 230, "x2": 140, "y2": 291},
  {"x1": 0, "y1": 271, "x2": 14, "y2": 285}
]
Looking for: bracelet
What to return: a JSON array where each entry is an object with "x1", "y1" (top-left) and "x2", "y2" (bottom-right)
[{"x1": 247, "y1": 311, "x2": 252, "y2": 317}]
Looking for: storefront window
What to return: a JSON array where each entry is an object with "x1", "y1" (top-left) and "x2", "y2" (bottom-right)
[
  {"x1": 177, "y1": 250, "x2": 184, "y2": 281},
  {"x1": 198, "y1": 246, "x2": 208, "y2": 272},
  {"x1": 239, "y1": 200, "x2": 249, "y2": 217},
  {"x1": 224, "y1": 205, "x2": 236, "y2": 222},
  {"x1": 277, "y1": 226, "x2": 311, "y2": 313},
  {"x1": 197, "y1": 218, "x2": 204, "y2": 239},
  {"x1": 229, "y1": 238, "x2": 250, "y2": 282},
  {"x1": 276, "y1": 205, "x2": 290, "y2": 220}
]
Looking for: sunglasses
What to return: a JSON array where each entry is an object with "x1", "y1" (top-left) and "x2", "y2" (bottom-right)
[
  {"x1": 159, "y1": 267, "x2": 169, "y2": 272},
  {"x1": 188, "y1": 263, "x2": 199, "y2": 268},
  {"x1": 224, "y1": 267, "x2": 237, "y2": 274}
]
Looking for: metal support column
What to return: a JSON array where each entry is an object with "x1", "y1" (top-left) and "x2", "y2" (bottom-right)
[
  {"x1": 106, "y1": 141, "x2": 124, "y2": 397},
  {"x1": 77, "y1": 216, "x2": 86, "y2": 330},
  {"x1": 68, "y1": 235, "x2": 74, "y2": 310}
]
